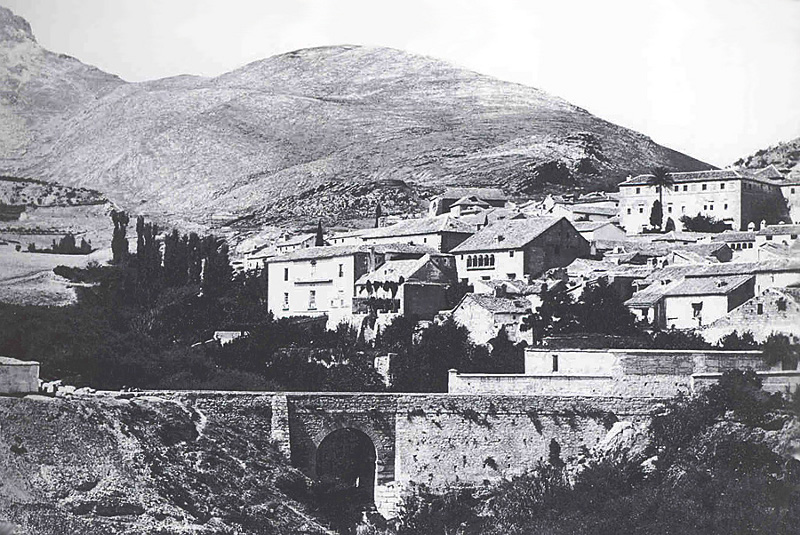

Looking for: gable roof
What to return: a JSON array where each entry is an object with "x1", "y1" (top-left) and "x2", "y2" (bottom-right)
[
  {"x1": 458, "y1": 293, "x2": 532, "y2": 314},
  {"x1": 451, "y1": 217, "x2": 568, "y2": 253},
  {"x1": 268, "y1": 243, "x2": 438, "y2": 263},
  {"x1": 361, "y1": 215, "x2": 475, "y2": 239},
  {"x1": 568, "y1": 205, "x2": 618, "y2": 216},
  {"x1": 573, "y1": 220, "x2": 615, "y2": 232},
  {"x1": 625, "y1": 280, "x2": 680, "y2": 307},
  {"x1": 711, "y1": 230, "x2": 756, "y2": 243},
  {"x1": 756, "y1": 224, "x2": 800, "y2": 236},
  {"x1": 451, "y1": 195, "x2": 492, "y2": 208},
  {"x1": 354, "y1": 255, "x2": 443, "y2": 286},
  {"x1": 277, "y1": 233, "x2": 316, "y2": 248},
  {"x1": 619, "y1": 167, "x2": 785, "y2": 187},
  {"x1": 440, "y1": 187, "x2": 506, "y2": 201},
  {"x1": 664, "y1": 274, "x2": 754, "y2": 297}
]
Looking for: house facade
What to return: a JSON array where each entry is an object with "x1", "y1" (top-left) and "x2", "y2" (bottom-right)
[
  {"x1": 661, "y1": 275, "x2": 755, "y2": 330},
  {"x1": 617, "y1": 167, "x2": 786, "y2": 233},
  {"x1": 428, "y1": 187, "x2": 508, "y2": 216},
  {"x1": 354, "y1": 253, "x2": 458, "y2": 320},
  {"x1": 451, "y1": 217, "x2": 590, "y2": 286},
  {"x1": 700, "y1": 287, "x2": 800, "y2": 344},
  {"x1": 755, "y1": 224, "x2": 800, "y2": 247},
  {"x1": 266, "y1": 243, "x2": 437, "y2": 328}
]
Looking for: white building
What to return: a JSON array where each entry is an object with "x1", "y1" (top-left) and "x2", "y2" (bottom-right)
[{"x1": 617, "y1": 166, "x2": 786, "y2": 233}]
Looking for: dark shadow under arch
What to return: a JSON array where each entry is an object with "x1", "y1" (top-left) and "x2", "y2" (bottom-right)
[{"x1": 316, "y1": 427, "x2": 377, "y2": 508}]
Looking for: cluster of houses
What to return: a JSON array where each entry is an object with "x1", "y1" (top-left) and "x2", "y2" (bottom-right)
[{"x1": 240, "y1": 165, "x2": 800, "y2": 348}]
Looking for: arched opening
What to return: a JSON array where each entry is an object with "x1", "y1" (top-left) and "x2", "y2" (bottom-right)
[{"x1": 316, "y1": 428, "x2": 378, "y2": 526}]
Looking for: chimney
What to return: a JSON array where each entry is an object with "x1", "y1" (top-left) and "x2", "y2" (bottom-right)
[{"x1": 495, "y1": 235, "x2": 505, "y2": 243}]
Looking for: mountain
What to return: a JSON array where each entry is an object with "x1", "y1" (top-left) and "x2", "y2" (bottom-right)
[
  {"x1": 0, "y1": 5, "x2": 712, "y2": 230},
  {"x1": 732, "y1": 137, "x2": 800, "y2": 176}
]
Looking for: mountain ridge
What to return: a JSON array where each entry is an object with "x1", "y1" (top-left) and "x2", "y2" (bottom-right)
[{"x1": 0, "y1": 5, "x2": 713, "y2": 230}]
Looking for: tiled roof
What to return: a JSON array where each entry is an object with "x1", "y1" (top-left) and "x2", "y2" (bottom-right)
[
  {"x1": 625, "y1": 280, "x2": 680, "y2": 307},
  {"x1": 711, "y1": 231, "x2": 756, "y2": 243},
  {"x1": 664, "y1": 274, "x2": 753, "y2": 297},
  {"x1": 642, "y1": 259, "x2": 800, "y2": 284},
  {"x1": 451, "y1": 195, "x2": 492, "y2": 208},
  {"x1": 459, "y1": 293, "x2": 532, "y2": 314},
  {"x1": 268, "y1": 243, "x2": 438, "y2": 263},
  {"x1": 619, "y1": 167, "x2": 786, "y2": 187},
  {"x1": 756, "y1": 224, "x2": 800, "y2": 236},
  {"x1": 277, "y1": 233, "x2": 316, "y2": 248},
  {"x1": 362, "y1": 215, "x2": 474, "y2": 239},
  {"x1": 573, "y1": 221, "x2": 613, "y2": 232},
  {"x1": 355, "y1": 257, "x2": 429, "y2": 285},
  {"x1": 451, "y1": 217, "x2": 566, "y2": 253},
  {"x1": 440, "y1": 187, "x2": 507, "y2": 201},
  {"x1": 568, "y1": 205, "x2": 618, "y2": 216}
]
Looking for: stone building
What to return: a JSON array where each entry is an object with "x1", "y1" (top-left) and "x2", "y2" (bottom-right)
[
  {"x1": 359, "y1": 214, "x2": 475, "y2": 253},
  {"x1": 450, "y1": 293, "x2": 534, "y2": 345},
  {"x1": 0, "y1": 357, "x2": 39, "y2": 395},
  {"x1": 711, "y1": 230, "x2": 757, "y2": 261},
  {"x1": 353, "y1": 253, "x2": 457, "y2": 320},
  {"x1": 276, "y1": 233, "x2": 319, "y2": 255},
  {"x1": 428, "y1": 187, "x2": 507, "y2": 216},
  {"x1": 755, "y1": 223, "x2": 800, "y2": 247},
  {"x1": 451, "y1": 217, "x2": 589, "y2": 286},
  {"x1": 699, "y1": 287, "x2": 800, "y2": 344},
  {"x1": 573, "y1": 220, "x2": 627, "y2": 242},
  {"x1": 448, "y1": 347, "x2": 799, "y2": 397},
  {"x1": 266, "y1": 243, "x2": 437, "y2": 328},
  {"x1": 778, "y1": 174, "x2": 800, "y2": 223},
  {"x1": 617, "y1": 166, "x2": 787, "y2": 233}
]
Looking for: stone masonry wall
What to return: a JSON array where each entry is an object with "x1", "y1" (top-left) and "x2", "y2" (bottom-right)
[{"x1": 0, "y1": 357, "x2": 39, "y2": 395}]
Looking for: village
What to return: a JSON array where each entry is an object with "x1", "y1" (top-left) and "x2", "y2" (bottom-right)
[{"x1": 233, "y1": 166, "x2": 800, "y2": 362}]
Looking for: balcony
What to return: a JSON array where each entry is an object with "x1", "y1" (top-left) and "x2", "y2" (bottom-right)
[{"x1": 352, "y1": 297, "x2": 401, "y2": 314}]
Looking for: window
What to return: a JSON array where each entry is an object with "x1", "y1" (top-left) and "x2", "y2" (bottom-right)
[
  {"x1": 478, "y1": 255, "x2": 484, "y2": 267},
  {"x1": 627, "y1": 208, "x2": 632, "y2": 215},
  {"x1": 724, "y1": 204, "x2": 728, "y2": 210},
  {"x1": 748, "y1": 243, "x2": 753, "y2": 248},
  {"x1": 720, "y1": 182, "x2": 725, "y2": 189},
  {"x1": 703, "y1": 205, "x2": 707, "y2": 211},
  {"x1": 309, "y1": 260, "x2": 316, "y2": 277},
  {"x1": 777, "y1": 298, "x2": 787, "y2": 312},
  {"x1": 757, "y1": 303, "x2": 764, "y2": 315},
  {"x1": 308, "y1": 290, "x2": 316, "y2": 310},
  {"x1": 766, "y1": 236, "x2": 773, "y2": 241},
  {"x1": 467, "y1": 256, "x2": 473, "y2": 268},
  {"x1": 792, "y1": 188, "x2": 796, "y2": 194},
  {"x1": 481, "y1": 275, "x2": 490, "y2": 280},
  {"x1": 284, "y1": 267, "x2": 289, "y2": 281},
  {"x1": 667, "y1": 204, "x2": 673, "y2": 213},
  {"x1": 423, "y1": 237, "x2": 427, "y2": 243},
  {"x1": 507, "y1": 273, "x2": 517, "y2": 280},
  {"x1": 639, "y1": 207, "x2": 644, "y2": 214},
  {"x1": 338, "y1": 263, "x2": 344, "y2": 277},
  {"x1": 636, "y1": 187, "x2": 641, "y2": 194},
  {"x1": 509, "y1": 250, "x2": 515, "y2": 257},
  {"x1": 552, "y1": 354, "x2": 559, "y2": 372},
  {"x1": 709, "y1": 205, "x2": 714, "y2": 211},
  {"x1": 792, "y1": 235, "x2": 798, "y2": 240},
  {"x1": 683, "y1": 185, "x2": 688, "y2": 191},
  {"x1": 692, "y1": 302, "x2": 703, "y2": 318},
  {"x1": 681, "y1": 206, "x2": 686, "y2": 213},
  {"x1": 702, "y1": 184, "x2": 707, "y2": 191},
  {"x1": 283, "y1": 292, "x2": 289, "y2": 310},
  {"x1": 489, "y1": 254, "x2": 495, "y2": 266}
]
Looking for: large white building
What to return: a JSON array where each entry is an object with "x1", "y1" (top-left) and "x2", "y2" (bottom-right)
[
  {"x1": 617, "y1": 166, "x2": 787, "y2": 233},
  {"x1": 266, "y1": 243, "x2": 439, "y2": 328}
]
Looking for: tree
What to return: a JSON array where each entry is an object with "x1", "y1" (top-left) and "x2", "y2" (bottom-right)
[
  {"x1": 717, "y1": 330, "x2": 758, "y2": 350},
  {"x1": 680, "y1": 213, "x2": 730, "y2": 233},
  {"x1": 664, "y1": 217, "x2": 676, "y2": 232},
  {"x1": 110, "y1": 210, "x2": 130, "y2": 263},
  {"x1": 315, "y1": 221, "x2": 325, "y2": 246},
  {"x1": 576, "y1": 278, "x2": 638, "y2": 335},
  {"x1": 650, "y1": 199, "x2": 663, "y2": 230},
  {"x1": 762, "y1": 333, "x2": 799, "y2": 370},
  {"x1": 648, "y1": 166, "x2": 673, "y2": 230},
  {"x1": 374, "y1": 203, "x2": 382, "y2": 228}
]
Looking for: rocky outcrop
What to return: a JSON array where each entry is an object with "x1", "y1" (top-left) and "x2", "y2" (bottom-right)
[{"x1": 0, "y1": 394, "x2": 330, "y2": 535}]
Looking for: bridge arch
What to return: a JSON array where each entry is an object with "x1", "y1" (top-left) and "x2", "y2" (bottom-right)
[{"x1": 315, "y1": 427, "x2": 377, "y2": 507}]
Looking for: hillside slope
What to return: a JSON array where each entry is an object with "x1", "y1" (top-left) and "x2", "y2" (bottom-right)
[
  {"x1": 0, "y1": 393, "x2": 329, "y2": 534},
  {"x1": 0, "y1": 5, "x2": 712, "y2": 229},
  {"x1": 733, "y1": 136, "x2": 800, "y2": 175}
]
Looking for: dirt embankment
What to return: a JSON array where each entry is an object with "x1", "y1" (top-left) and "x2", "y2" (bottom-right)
[{"x1": 0, "y1": 394, "x2": 330, "y2": 535}]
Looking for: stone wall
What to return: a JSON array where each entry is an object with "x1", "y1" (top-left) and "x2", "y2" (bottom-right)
[
  {"x1": 121, "y1": 391, "x2": 660, "y2": 519},
  {"x1": 448, "y1": 371, "x2": 691, "y2": 398},
  {"x1": 692, "y1": 371, "x2": 800, "y2": 395},
  {"x1": 0, "y1": 357, "x2": 39, "y2": 395}
]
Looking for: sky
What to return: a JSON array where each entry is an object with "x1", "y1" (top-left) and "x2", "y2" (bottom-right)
[{"x1": 5, "y1": 0, "x2": 800, "y2": 166}]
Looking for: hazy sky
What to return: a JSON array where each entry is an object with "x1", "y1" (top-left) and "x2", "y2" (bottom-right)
[{"x1": 5, "y1": 0, "x2": 800, "y2": 166}]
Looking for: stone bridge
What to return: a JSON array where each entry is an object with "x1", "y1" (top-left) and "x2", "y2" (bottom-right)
[{"x1": 141, "y1": 391, "x2": 660, "y2": 518}]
